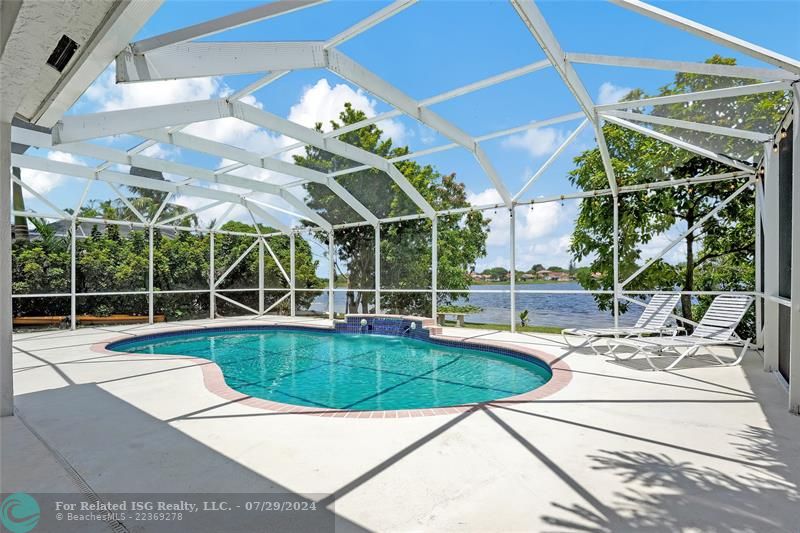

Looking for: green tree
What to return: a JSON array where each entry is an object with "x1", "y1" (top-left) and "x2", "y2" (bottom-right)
[
  {"x1": 293, "y1": 103, "x2": 489, "y2": 315},
  {"x1": 569, "y1": 56, "x2": 788, "y2": 337},
  {"x1": 481, "y1": 267, "x2": 509, "y2": 281},
  {"x1": 12, "y1": 212, "x2": 321, "y2": 324}
]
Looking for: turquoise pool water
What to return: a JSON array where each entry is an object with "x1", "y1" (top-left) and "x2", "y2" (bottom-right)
[{"x1": 110, "y1": 329, "x2": 552, "y2": 411}]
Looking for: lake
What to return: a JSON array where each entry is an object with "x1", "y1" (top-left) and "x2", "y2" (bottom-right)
[
  {"x1": 450, "y1": 283, "x2": 642, "y2": 328},
  {"x1": 303, "y1": 282, "x2": 644, "y2": 328}
]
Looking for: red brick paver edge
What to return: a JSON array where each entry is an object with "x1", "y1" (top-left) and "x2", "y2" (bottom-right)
[{"x1": 92, "y1": 319, "x2": 573, "y2": 419}]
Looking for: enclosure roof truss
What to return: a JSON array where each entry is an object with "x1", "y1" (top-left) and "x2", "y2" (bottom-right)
[{"x1": 13, "y1": 0, "x2": 798, "y2": 234}]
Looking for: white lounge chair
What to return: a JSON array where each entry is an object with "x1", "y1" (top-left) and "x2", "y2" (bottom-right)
[
  {"x1": 607, "y1": 294, "x2": 753, "y2": 371},
  {"x1": 562, "y1": 293, "x2": 682, "y2": 354}
]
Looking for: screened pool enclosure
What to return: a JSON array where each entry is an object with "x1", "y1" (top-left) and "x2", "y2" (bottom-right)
[{"x1": 2, "y1": 0, "x2": 799, "y2": 412}]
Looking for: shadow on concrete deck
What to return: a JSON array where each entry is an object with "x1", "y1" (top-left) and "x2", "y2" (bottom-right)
[{"x1": 9, "y1": 383, "x2": 367, "y2": 532}]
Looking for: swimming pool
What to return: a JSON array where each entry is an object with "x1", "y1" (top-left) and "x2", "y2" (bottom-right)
[{"x1": 108, "y1": 327, "x2": 552, "y2": 411}]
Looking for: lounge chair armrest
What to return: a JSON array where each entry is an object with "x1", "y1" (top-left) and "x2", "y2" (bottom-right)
[{"x1": 663, "y1": 326, "x2": 686, "y2": 336}]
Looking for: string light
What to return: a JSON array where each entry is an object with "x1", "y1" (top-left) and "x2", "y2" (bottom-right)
[
  {"x1": 780, "y1": 128, "x2": 787, "y2": 139},
  {"x1": 772, "y1": 143, "x2": 779, "y2": 153}
]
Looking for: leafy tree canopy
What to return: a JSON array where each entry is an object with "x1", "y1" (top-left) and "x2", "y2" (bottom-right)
[
  {"x1": 569, "y1": 55, "x2": 788, "y2": 337},
  {"x1": 293, "y1": 103, "x2": 489, "y2": 315}
]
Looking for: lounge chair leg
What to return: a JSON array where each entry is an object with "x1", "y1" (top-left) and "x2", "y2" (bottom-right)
[
  {"x1": 609, "y1": 342, "x2": 642, "y2": 361},
  {"x1": 663, "y1": 345, "x2": 700, "y2": 370},
  {"x1": 561, "y1": 333, "x2": 592, "y2": 350},
  {"x1": 727, "y1": 339, "x2": 751, "y2": 366}
]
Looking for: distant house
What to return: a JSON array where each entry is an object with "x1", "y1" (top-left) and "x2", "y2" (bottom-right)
[
  {"x1": 470, "y1": 272, "x2": 492, "y2": 281},
  {"x1": 521, "y1": 273, "x2": 537, "y2": 280},
  {"x1": 536, "y1": 270, "x2": 572, "y2": 281}
]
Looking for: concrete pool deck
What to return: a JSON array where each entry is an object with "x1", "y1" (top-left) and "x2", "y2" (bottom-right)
[{"x1": 3, "y1": 315, "x2": 799, "y2": 532}]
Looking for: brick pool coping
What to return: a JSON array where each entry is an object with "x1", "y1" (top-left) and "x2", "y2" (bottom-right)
[{"x1": 92, "y1": 317, "x2": 572, "y2": 418}]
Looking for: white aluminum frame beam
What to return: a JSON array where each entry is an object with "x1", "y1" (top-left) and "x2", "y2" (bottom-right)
[
  {"x1": 230, "y1": 71, "x2": 290, "y2": 101},
  {"x1": 609, "y1": 0, "x2": 800, "y2": 75},
  {"x1": 762, "y1": 144, "x2": 779, "y2": 372},
  {"x1": 158, "y1": 200, "x2": 226, "y2": 226},
  {"x1": 138, "y1": 125, "x2": 376, "y2": 224},
  {"x1": 604, "y1": 109, "x2": 772, "y2": 142},
  {"x1": 122, "y1": 0, "x2": 412, "y2": 85},
  {"x1": 514, "y1": 119, "x2": 589, "y2": 201},
  {"x1": 214, "y1": 239, "x2": 259, "y2": 288},
  {"x1": 601, "y1": 114, "x2": 755, "y2": 172},
  {"x1": 324, "y1": 0, "x2": 416, "y2": 49},
  {"x1": 131, "y1": 0, "x2": 325, "y2": 53},
  {"x1": 790, "y1": 85, "x2": 800, "y2": 414},
  {"x1": 233, "y1": 58, "x2": 553, "y2": 165},
  {"x1": 11, "y1": 153, "x2": 293, "y2": 233},
  {"x1": 620, "y1": 178, "x2": 753, "y2": 287},
  {"x1": 262, "y1": 236, "x2": 291, "y2": 285},
  {"x1": 421, "y1": 59, "x2": 551, "y2": 107},
  {"x1": 117, "y1": 42, "x2": 326, "y2": 82},
  {"x1": 10, "y1": 172, "x2": 71, "y2": 219},
  {"x1": 232, "y1": 101, "x2": 435, "y2": 216},
  {"x1": 567, "y1": 52, "x2": 797, "y2": 81},
  {"x1": 511, "y1": 0, "x2": 619, "y2": 194},
  {"x1": 324, "y1": 111, "x2": 586, "y2": 182},
  {"x1": 595, "y1": 81, "x2": 792, "y2": 113},
  {"x1": 15, "y1": 125, "x2": 331, "y2": 230},
  {"x1": 52, "y1": 99, "x2": 230, "y2": 144},
  {"x1": 327, "y1": 49, "x2": 513, "y2": 206},
  {"x1": 510, "y1": 0, "x2": 595, "y2": 118}
]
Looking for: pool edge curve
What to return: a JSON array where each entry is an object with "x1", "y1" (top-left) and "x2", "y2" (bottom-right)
[{"x1": 92, "y1": 318, "x2": 572, "y2": 418}]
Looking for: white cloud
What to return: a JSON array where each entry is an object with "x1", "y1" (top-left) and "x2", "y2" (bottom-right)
[
  {"x1": 418, "y1": 124, "x2": 438, "y2": 146},
  {"x1": 597, "y1": 82, "x2": 632, "y2": 105},
  {"x1": 466, "y1": 188, "x2": 507, "y2": 246},
  {"x1": 502, "y1": 127, "x2": 565, "y2": 158},
  {"x1": 20, "y1": 151, "x2": 82, "y2": 198},
  {"x1": 287, "y1": 79, "x2": 406, "y2": 146},
  {"x1": 466, "y1": 189, "x2": 575, "y2": 269},
  {"x1": 84, "y1": 69, "x2": 221, "y2": 111},
  {"x1": 139, "y1": 143, "x2": 180, "y2": 161}
]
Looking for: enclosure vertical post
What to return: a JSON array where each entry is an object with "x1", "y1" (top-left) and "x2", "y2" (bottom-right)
[
  {"x1": 258, "y1": 238, "x2": 264, "y2": 315},
  {"x1": 0, "y1": 121, "x2": 13, "y2": 416},
  {"x1": 375, "y1": 223, "x2": 381, "y2": 314},
  {"x1": 789, "y1": 86, "x2": 800, "y2": 415},
  {"x1": 431, "y1": 216, "x2": 438, "y2": 320},
  {"x1": 510, "y1": 208, "x2": 516, "y2": 333},
  {"x1": 328, "y1": 230, "x2": 334, "y2": 320},
  {"x1": 148, "y1": 226, "x2": 154, "y2": 325},
  {"x1": 755, "y1": 176, "x2": 763, "y2": 349},
  {"x1": 289, "y1": 233, "x2": 296, "y2": 317},
  {"x1": 763, "y1": 143, "x2": 780, "y2": 373},
  {"x1": 70, "y1": 219, "x2": 76, "y2": 331},
  {"x1": 209, "y1": 232, "x2": 215, "y2": 320},
  {"x1": 613, "y1": 195, "x2": 620, "y2": 328}
]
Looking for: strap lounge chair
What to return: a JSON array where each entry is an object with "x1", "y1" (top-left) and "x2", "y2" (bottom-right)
[
  {"x1": 607, "y1": 294, "x2": 753, "y2": 371},
  {"x1": 562, "y1": 293, "x2": 682, "y2": 354}
]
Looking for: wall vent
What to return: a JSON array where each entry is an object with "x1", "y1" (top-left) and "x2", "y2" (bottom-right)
[{"x1": 46, "y1": 34, "x2": 79, "y2": 72}]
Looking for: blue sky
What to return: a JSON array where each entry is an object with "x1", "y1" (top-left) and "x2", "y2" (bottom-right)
[{"x1": 22, "y1": 0, "x2": 800, "y2": 273}]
